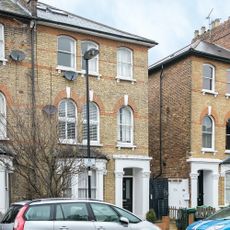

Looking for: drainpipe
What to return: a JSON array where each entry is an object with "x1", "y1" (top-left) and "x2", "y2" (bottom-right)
[{"x1": 154, "y1": 65, "x2": 164, "y2": 179}]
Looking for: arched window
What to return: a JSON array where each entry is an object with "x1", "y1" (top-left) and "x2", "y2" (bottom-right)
[
  {"x1": 117, "y1": 106, "x2": 133, "y2": 145},
  {"x1": 0, "y1": 24, "x2": 5, "y2": 60},
  {"x1": 225, "y1": 171, "x2": 230, "y2": 205},
  {"x1": 57, "y1": 36, "x2": 76, "y2": 69},
  {"x1": 117, "y1": 47, "x2": 133, "y2": 80},
  {"x1": 0, "y1": 93, "x2": 6, "y2": 139},
  {"x1": 202, "y1": 115, "x2": 214, "y2": 150},
  {"x1": 82, "y1": 102, "x2": 99, "y2": 144},
  {"x1": 203, "y1": 64, "x2": 215, "y2": 91},
  {"x1": 58, "y1": 99, "x2": 76, "y2": 144},
  {"x1": 81, "y1": 41, "x2": 99, "y2": 74}
]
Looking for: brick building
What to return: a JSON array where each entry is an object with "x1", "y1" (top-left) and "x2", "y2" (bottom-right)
[
  {"x1": 149, "y1": 18, "x2": 230, "y2": 210},
  {"x1": 0, "y1": 0, "x2": 157, "y2": 217}
]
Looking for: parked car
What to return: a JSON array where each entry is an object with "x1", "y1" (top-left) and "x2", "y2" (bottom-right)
[
  {"x1": 186, "y1": 206, "x2": 230, "y2": 230},
  {"x1": 0, "y1": 199, "x2": 160, "y2": 230}
]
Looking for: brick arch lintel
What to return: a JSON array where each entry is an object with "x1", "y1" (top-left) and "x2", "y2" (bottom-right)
[{"x1": 199, "y1": 107, "x2": 219, "y2": 124}]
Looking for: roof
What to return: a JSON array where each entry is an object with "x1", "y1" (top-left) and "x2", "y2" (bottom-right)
[
  {"x1": 0, "y1": 0, "x2": 30, "y2": 16},
  {"x1": 149, "y1": 40, "x2": 230, "y2": 73},
  {"x1": 0, "y1": 0, "x2": 157, "y2": 47}
]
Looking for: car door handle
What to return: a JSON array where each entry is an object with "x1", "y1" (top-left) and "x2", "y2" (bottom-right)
[
  {"x1": 59, "y1": 226, "x2": 69, "y2": 230},
  {"x1": 96, "y1": 226, "x2": 105, "y2": 230}
]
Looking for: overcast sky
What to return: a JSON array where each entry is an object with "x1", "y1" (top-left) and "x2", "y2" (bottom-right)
[{"x1": 40, "y1": 0, "x2": 230, "y2": 65}]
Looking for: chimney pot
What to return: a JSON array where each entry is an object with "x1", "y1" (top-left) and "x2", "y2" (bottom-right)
[
  {"x1": 201, "y1": 26, "x2": 206, "y2": 34},
  {"x1": 194, "y1": 30, "x2": 199, "y2": 37},
  {"x1": 215, "y1": 18, "x2": 220, "y2": 27}
]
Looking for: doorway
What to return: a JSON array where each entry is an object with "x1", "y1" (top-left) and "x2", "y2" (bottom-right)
[
  {"x1": 197, "y1": 170, "x2": 204, "y2": 206},
  {"x1": 123, "y1": 177, "x2": 133, "y2": 212}
]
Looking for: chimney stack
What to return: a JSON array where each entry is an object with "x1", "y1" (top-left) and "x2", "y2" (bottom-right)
[
  {"x1": 194, "y1": 30, "x2": 199, "y2": 37},
  {"x1": 200, "y1": 26, "x2": 206, "y2": 34},
  {"x1": 17, "y1": 0, "x2": 37, "y2": 16},
  {"x1": 214, "y1": 18, "x2": 220, "y2": 27}
]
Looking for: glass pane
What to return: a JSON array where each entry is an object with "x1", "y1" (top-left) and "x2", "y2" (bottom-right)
[
  {"x1": 59, "y1": 121, "x2": 66, "y2": 139},
  {"x1": 25, "y1": 205, "x2": 51, "y2": 221},
  {"x1": 58, "y1": 52, "x2": 72, "y2": 67},
  {"x1": 226, "y1": 135, "x2": 230, "y2": 150},
  {"x1": 202, "y1": 133, "x2": 212, "y2": 148},
  {"x1": 90, "y1": 203, "x2": 119, "y2": 222},
  {"x1": 90, "y1": 124, "x2": 98, "y2": 141},
  {"x1": 113, "y1": 207, "x2": 140, "y2": 223},
  {"x1": 59, "y1": 203, "x2": 89, "y2": 221},
  {"x1": 202, "y1": 117, "x2": 212, "y2": 132},
  {"x1": 203, "y1": 78, "x2": 212, "y2": 90},
  {"x1": 59, "y1": 101, "x2": 65, "y2": 117},
  {"x1": 227, "y1": 84, "x2": 230, "y2": 94},
  {"x1": 58, "y1": 37, "x2": 73, "y2": 52},
  {"x1": 0, "y1": 42, "x2": 3, "y2": 58},
  {"x1": 203, "y1": 65, "x2": 213, "y2": 78},
  {"x1": 67, "y1": 101, "x2": 75, "y2": 118},
  {"x1": 67, "y1": 122, "x2": 75, "y2": 139}
]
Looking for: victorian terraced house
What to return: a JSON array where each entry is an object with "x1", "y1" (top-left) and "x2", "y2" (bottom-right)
[
  {"x1": 0, "y1": 0, "x2": 157, "y2": 217},
  {"x1": 149, "y1": 18, "x2": 230, "y2": 211}
]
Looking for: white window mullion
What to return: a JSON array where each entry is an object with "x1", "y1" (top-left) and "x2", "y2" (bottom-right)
[{"x1": 0, "y1": 24, "x2": 5, "y2": 60}]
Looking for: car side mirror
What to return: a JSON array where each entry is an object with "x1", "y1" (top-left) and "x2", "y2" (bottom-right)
[{"x1": 120, "y1": 216, "x2": 129, "y2": 225}]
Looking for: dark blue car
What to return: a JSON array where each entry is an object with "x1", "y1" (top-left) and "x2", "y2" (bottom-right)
[{"x1": 186, "y1": 207, "x2": 230, "y2": 230}]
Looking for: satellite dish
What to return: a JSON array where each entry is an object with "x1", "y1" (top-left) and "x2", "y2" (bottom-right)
[
  {"x1": 42, "y1": 105, "x2": 58, "y2": 115},
  {"x1": 63, "y1": 71, "x2": 77, "y2": 81},
  {"x1": 10, "y1": 50, "x2": 26, "y2": 61}
]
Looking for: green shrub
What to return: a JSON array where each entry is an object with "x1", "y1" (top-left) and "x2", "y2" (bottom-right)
[{"x1": 146, "y1": 209, "x2": 157, "y2": 223}]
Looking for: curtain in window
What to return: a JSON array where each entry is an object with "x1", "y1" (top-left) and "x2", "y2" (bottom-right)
[
  {"x1": 0, "y1": 93, "x2": 6, "y2": 138},
  {"x1": 58, "y1": 36, "x2": 75, "y2": 68},
  {"x1": 118, "y1": 107, "x2": 132, "y2": 143},
  {"x1": 117, "y1": 48, "x2": 132, "y2": 79},
  {"x1": 203, "y1": 65, "x2": 214, "y2": 91},
  {"x1": 81, "y1": 41, "x2": 98, "y2": 73},
  {"x1": 82, "y1": 102, "x2": 99, "y2": 143},
  {"x1": 78, "y1": 170, "x2": 96, "y2": 198},
  {"x1": 226, "y1": 172, "x2": 230, "y2": 204},
  {"x1": 58, "y1": 100, "x2": 76, "y2": 142},
  {"x1": 202, "y1": 116, "x2": 213, "y2": 149},
  {"x1": 0, "y1": 24, "x2": 4, "y2": 59}
]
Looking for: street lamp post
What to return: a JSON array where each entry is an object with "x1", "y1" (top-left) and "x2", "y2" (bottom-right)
[{"x1": 83, "y1": 48, "x2": 99, "y2": 199}]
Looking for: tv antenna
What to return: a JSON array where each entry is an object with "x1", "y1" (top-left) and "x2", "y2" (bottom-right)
[{"x1": 206, "y1": 8, "x2": 213, "y2": 30}]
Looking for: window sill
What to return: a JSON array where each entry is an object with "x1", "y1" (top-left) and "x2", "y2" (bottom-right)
[
  {"x1": 116, "y1": 76, "x2": 136, "y2": 84},
  {"x1": 80, "y1": 142, "x2": 103, "y2": 147},
  {"x1": 56, "y1": 66, "x2": 78, "y2": 73},
  {"x1": 80, "y1": 70, "x2": 101, "y2": 79},
  {"x1": 0, "y1": 136, "x2": 9, "y2": 141},
  {"x1": 201, "y1": 148, "x2": 217, "y2": 155},
  {"x1": 201, "y1": 89, "x2": 218, "y2": 97},
  {"x1": 59, "y1": 139, "x2": 77, "y2": 145},
  {"x1": 225, "y1": 150, "x2": 230, "y2": 154},
  {"x1": 116, "y1": 143, "x2": 136, "y2": 150},
  {"x1": 0, "y1": 58, "x2": 8, "y2": 65}
]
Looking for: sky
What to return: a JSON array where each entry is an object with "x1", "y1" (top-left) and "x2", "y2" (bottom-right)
[{"x1": 40, "y1": 0, "x2": 230, "y2": 65}]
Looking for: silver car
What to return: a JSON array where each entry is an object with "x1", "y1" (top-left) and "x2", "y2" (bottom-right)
[{"x1": 0, "y1": 199, "x2": 160, "y2": 230}]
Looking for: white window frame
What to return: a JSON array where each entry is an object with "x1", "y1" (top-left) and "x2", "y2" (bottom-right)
[
  {"x1": 226, "y1": 69, "x2": 230, "y2": 97},
  {"x1": 201, "y1": 115, "x2": 215, "y2": 152},
  {"x1": 0, "y1": 24, "x2": 6, "y2": 63},
  {"x1": 82, "y1": 102, "x2": 100, "y2": 145},
  {"x1": 202, "y1": 64, "x2": 216, "y2": 94},
  {"x1": 0, "y1": 93, "x2": 7, "y2": 139},
  {"x1": 57, "y1": 35, "x2": 76, "y2": 71},
  {"x1": 117, "y1": 106, "x2": 134, "y2": 147},
  {"x1": 117, "y1": 47, "x2": 133, "y2": 81},
  {"x1": 225, "y1": 171, "x2": 230, "y2": 205},
  {"x1": 58, "y1": 99, "x2": 77, "y2": 144},
  {"x1": 78, "y1": 169, "x2": 96, "y2": 199},
  {"x1": 81, "y1": 41, "x2": 99, "y2": 76}
]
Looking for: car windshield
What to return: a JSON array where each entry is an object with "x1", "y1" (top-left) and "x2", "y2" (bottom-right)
[
  {"x1": 1, "y1": 205, "x2": 22, "y2": 224},
  {"x1": 206, "y1": 207, "x2": 230, "y2": 220}
]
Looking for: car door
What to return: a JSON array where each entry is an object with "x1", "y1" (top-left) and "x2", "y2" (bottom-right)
[
  {"x1": 53, "y1": 202, "x2": 94, "y2": 230},
  {"x1": 23, "y1": 204, "x2": 54, "y2": 230},
  {"x1": 90, "y1": 203, "x2": 131, "y2": 230}
]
